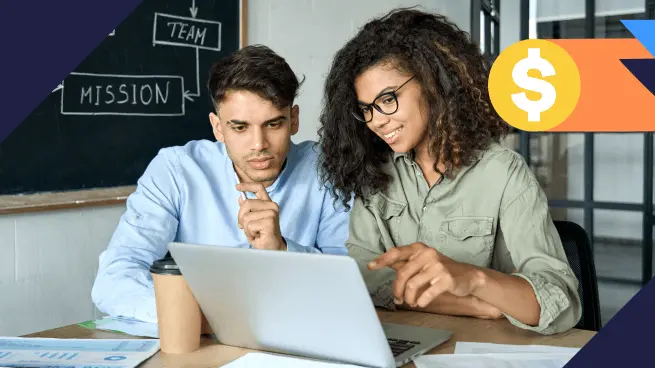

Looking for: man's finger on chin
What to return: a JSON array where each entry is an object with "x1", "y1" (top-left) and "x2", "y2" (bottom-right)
[{"x1": 236, "y1": 182, "x2": 271, "y2": 201}]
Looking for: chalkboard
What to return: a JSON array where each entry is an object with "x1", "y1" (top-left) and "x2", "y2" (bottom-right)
[{"x1": 0, "y1": 0, "x2": 246, "y2": 195}]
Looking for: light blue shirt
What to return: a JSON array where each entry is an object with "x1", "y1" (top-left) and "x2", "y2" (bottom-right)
[{"x1": 91, "y1": 139, "x2": 351, "y2": 323}]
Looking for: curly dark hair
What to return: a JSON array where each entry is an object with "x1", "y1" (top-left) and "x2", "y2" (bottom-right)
[
  {"x1": 207, "y1": 44, "x2": 304, "y2": 110},
  {"x1": 317, "y1": 8, "x2": 509, "y2": 209}
]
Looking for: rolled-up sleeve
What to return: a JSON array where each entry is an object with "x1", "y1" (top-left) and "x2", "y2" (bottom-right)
[
  {"x1": 346, "y1": 196, "x2": 398, "y2": 310},
  {"x1": 499, "y1": 180, "x2": 582, "y2": 335}
]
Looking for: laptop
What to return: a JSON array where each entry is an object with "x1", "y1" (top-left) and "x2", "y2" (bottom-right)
[{"x1": 168, "y1": 242, "x2": 452, "y2": 368}]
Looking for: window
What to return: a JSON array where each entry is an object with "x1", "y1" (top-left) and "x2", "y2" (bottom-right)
[
  {"x1": 520, "y1": 0, "x2": 655, "y2": 295},
  {"x1": 535, "y1": 0, "x2": 646, "y2": 39},
  {"x1": 471, "y1": 0, "x2": 501, "y2": 63}
]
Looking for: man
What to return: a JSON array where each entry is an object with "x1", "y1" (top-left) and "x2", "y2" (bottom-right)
[{"x1": 91, "y1": 45, "x2": 351, "y2": 323}]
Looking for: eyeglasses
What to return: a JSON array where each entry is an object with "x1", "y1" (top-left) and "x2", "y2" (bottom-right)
[{"x1": 351, "y1": 76, "x2": 415, "y2": 123}]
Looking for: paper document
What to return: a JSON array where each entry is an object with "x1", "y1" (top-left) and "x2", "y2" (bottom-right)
[
  {"x1": 454, "y1": 342, "x2": 580, "y2": 355},
  {"x1": 222, "y1": 352, "x2": 363, "y2": 367},
  {"x1": 0, "y1": 337, "x2": 160, "y2": 368},
  {"x1": 414, "y1": 352, "x2": 577, "y2": 368},
  {"x1": 79, "y1": 316, "x2": 159, "y2": 338},
  {"x1": 414, "y1": 342, "x2": 579, "y2": 368}
]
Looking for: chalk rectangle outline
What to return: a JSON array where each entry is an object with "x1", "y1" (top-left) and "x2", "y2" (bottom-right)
[
  {"x1": 152, "y1": 12, "x2": 222, "y2": 51},
  {"x1": 60, "y1": 72, "x2": 185, "y2": 116}
]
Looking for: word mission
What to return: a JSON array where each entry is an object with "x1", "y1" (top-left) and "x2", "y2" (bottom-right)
[{"x1": 51, "y1": 3, "x2": 222, "y2": 117}]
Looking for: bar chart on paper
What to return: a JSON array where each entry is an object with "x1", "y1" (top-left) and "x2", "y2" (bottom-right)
[
  {"x1": 0, "y1": 351, "x2": 80, "y2": 360},
  {"x1": 0, "y1": 337, "x2": 160, "y2": 367},
  {"x1": 39, "y1": 352, "x2": 79, "y2": 359}
]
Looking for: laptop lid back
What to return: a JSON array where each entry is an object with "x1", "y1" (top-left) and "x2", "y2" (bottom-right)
[{"x1": 168, "y1": 242, "x2": 395, "y2": 368}]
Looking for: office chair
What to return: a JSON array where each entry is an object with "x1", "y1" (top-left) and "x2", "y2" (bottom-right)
[{"x1": 554, "y1": 220, "x2": 602, "y2": 331}]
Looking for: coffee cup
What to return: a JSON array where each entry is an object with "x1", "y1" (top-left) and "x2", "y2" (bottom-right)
[{"x1": 150, "y1": 253, "x2": 210, "y2": 354}]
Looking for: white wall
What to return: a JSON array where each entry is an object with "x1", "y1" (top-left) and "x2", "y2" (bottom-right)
[
  {"x1": 0, "y1": 205, "x2": 124, "y2": 336},
  {"x1": 0, "y1": 0, "x2": 475, "y2": 337},
  {"x1": 247, "y1": 0, "x2": 471, "y2": 144}
]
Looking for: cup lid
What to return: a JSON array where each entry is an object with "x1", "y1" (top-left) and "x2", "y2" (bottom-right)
[{"x1": 150, "y1": 254, "x2": 181, "y2": 275}]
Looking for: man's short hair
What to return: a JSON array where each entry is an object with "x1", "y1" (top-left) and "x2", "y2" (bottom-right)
[{"x1": 207, "y1": 44, "x2": 304, "y2": 110}]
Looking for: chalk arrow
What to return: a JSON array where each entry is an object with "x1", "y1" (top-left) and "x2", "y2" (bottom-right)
[
  {"x1": 52, "y1": 82, "x2": 63, "y2": 93},
  {"x1": 183, "y1": 48, "x2": 201, "y2": 101},
  {"x1": 189, "y1": 0, "x2": 198, "y2": 18}
]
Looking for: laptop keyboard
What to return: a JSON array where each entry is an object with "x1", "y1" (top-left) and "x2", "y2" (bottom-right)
[{"x1": 387, "y1": 338, "x2": 419, "y2": 357}]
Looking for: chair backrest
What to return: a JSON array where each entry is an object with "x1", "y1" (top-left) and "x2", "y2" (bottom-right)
[{"x1": 553, "y1": 220, "x2": 602, "y2": 331}]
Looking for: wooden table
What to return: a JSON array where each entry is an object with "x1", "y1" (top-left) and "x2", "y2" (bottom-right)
[{"x1": 25, "y1": 310, "x2": 595, "y2": 367}]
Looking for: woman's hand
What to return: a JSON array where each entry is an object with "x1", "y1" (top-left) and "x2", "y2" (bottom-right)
[
  {"x1": 475, "y1": 299, "x2": 504, "y2": 320},
  {"x1": 401, "y1": 288, "x2": 505, "y2": 320},
  {"x1": 368, "y1": 242, "x2": 486, "y2": 309}
]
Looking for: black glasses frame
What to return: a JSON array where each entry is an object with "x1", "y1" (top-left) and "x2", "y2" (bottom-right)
[{"x1": 352, "y1": 76, "x2": 415, "y2": 123}]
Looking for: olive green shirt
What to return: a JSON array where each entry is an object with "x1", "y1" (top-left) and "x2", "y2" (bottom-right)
[{"x1": 346, "y1": 143, "x2": 582, "y2": 335}]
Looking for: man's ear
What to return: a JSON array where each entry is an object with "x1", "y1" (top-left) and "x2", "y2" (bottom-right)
[
  {"x1": 209, "y1": 112, "x2": 225, "y2": 143},
  {"x1": 290, "y1": 105, "x2": 299, "y2": 135}
]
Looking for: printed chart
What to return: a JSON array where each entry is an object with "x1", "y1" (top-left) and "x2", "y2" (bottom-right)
[{"x1": 0, "y1": 337, "x2": 160, "y2": 368}]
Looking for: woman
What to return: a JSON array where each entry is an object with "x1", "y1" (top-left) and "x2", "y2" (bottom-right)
[{"x1": 317, "y1": 8, "x2": 581, "y2": 335}]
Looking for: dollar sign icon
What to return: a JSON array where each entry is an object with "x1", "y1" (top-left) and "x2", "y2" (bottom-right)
[
  {"x1": 488, "y1": 39, "x2": 580, "y2": 132},
  {"x1": 511, "y1": 48, "x2": 557, "y2": 122}
]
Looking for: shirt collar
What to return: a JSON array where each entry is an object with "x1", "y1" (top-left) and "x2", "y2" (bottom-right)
[{"x1": 393, "y1": 150, "x2": 417, "y2": 166}]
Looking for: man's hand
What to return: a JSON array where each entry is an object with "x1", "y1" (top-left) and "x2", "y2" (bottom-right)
[
  {"x1": 368, "y1": 242, "x2": 486, "y2": 309},
  {"x1": 236, "y1": 182, "x2": 286, "y2": 251}
]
